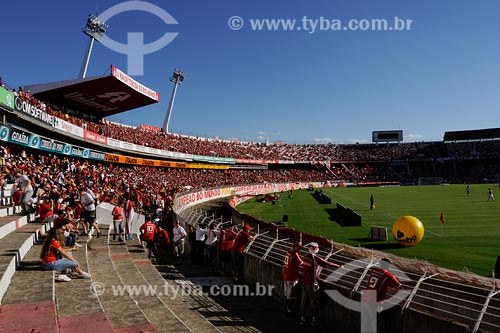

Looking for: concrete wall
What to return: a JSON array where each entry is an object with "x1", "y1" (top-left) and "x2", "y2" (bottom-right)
[
  {"x1": 97, "y1": 202, "x2": 144, "y2": 237},
  {"x1": 242, "y1": 252, "x2": 470, "y2": 333}
]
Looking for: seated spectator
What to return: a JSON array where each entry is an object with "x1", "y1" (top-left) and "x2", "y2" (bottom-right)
[
  {"x1": 4, "y1": 170, "x2": 15, "y2": 184},
  {"x1": 11, "y1": 183, "x2": 21, "y2": 207},
  {"x1": 39, "y1": 218, "x2": 90, "y2": 281},
  {"x1": 63, "y1": 216, "x2": 80, "y2": 248},
  {"x1": 38, "y1": 196, "x2": 55, "y2": 223}
]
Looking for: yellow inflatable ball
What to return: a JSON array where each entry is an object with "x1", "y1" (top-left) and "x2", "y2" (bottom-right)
[{"x1": 392, "y1": 216, "x2": 424, "y2": 247}]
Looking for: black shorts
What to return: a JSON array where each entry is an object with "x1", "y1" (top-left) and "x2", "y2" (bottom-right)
[{"x1": 82, "y1": 209, "x2": 96, "y2": 223}]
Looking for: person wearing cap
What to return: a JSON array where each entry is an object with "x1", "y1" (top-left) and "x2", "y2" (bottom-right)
[
  {"x1": 283, "y1": 241, "x2": 303, "y2": 314},
  {"x1": 231, "y1": 224, "x2": 254, "y2": 282},
  {"x1": 300, "y1": 242, "x2": 342, "y2": 327}
]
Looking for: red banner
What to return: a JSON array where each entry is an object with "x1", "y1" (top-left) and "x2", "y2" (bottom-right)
[
  {"x1": 84, "y1": 130, "x2": 108, "y2": 145},
  {"x1": 139, "y1": 124, "x2": 161, "y2": 132}
]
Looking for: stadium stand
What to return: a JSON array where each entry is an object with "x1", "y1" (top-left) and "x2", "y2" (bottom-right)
[{"x1": 4, "y1": 74, "x2": 500, "y2": 331}]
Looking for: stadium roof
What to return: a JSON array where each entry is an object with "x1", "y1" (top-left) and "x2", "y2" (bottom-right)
[
  {"x1": 26, "y1": 66, "x2": 160, "y2": 117},
  {"x1": 444, "y1": 127, "x2": 500, "y2": 142}
]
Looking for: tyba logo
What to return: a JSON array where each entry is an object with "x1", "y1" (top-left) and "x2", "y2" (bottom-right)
[
  {"x1": 98, "y1": 1, "x2": 179, "y2": 76},
  {"x1": 324, "y1": 258, "x2": 411, "y2": 333}
]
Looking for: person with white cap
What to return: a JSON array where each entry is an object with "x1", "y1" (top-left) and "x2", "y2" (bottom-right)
[{"x1": 300, "y1": 241, "x2": 342, "y2": 327}]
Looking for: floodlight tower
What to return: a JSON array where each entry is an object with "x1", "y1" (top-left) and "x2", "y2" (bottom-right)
[
  {"x1": 162, "y1": 68, "x2": 185, "y2": 134},
  {"x1": 79, "y1": 14, "x2": 108, "y2": 78}
]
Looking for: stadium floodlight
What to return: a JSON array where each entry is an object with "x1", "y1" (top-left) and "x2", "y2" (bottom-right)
[
  {"x1": 162, "y1": 68, "x2": 185, "y2": 134},
  {"x1": 79, "y1": 14, "x2": 109, "y2": 78}
]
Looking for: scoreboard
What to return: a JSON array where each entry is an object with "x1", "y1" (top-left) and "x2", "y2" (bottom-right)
[{"x1": 372, "y1": 130, "x2": 403, "y2": 143}]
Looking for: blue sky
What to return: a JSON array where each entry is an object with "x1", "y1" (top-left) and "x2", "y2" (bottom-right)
[{"x1": 2, "y1": 0, "x2": 500, "y2": 144}]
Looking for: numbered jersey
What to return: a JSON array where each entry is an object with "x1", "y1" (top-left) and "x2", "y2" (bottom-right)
[
  {"x1": 365, "y1": 267, "x2": 401, "y2": 302},
  {"x1": 283, "y1": 250, "x2": 302, "y2": 281},
  {"x1": 139, "y1": 221, "x2": 157, "y2": 241}
]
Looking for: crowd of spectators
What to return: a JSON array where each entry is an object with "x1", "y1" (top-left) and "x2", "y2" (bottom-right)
[
  {"x1": 0, "y1": 144, "x2": 337, "y2": 222},
  {"x1": 446, "y1": 141, "x2": 500, "y2": 160},
  {"x1": 3, "y1": 77, "x2": 500, "y2": 166},
  {"x1": 5, "y1": 136, "x2": 499, "y2": 237},
  {"x1": 37, "y1": 99, "x2": 424, "y2": 162},
  {"x1": 5, "y1": 77, "x2": 500, "y2": 186},
  {"x1": 41, "y1": 105, "x2": 457, "y2": 163}
]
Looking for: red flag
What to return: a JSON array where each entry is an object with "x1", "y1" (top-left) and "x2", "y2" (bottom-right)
[{"x1": 440, "y1": 212, "x2": 445, "y2": 224}]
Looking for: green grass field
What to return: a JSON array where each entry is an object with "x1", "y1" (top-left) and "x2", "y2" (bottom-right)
[{"x1": 236, "y1": 184, "x2": 500, "y2": 277}]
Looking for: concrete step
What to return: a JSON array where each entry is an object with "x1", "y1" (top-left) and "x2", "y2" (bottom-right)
[
  {"x1": 1, "y1": 184, "x2": 14, "y2": 202},
  {"x1": 0, "y1": 205, "x2": 21, "y2": 218},
  {"x1": 86, "y1": 225, "x2": 156, "y2": 332},
  {"x1": 108, "y1": 234, "x2": 192, "y2": 332},
  {"x1": 0, "y1": 197, "x2": 12, "y2": 206},
  {"x1": 55, "y1": 230, "x2": 114, "y2": 332},
  {"x1": 123, "y1": 238, "x2": 221, "y2": 333},
  {"x1": 0, "y1": 221, "x2": 48, "y2": 304},
  {"x1": 0, "y1": 213, "x2": 36, "y2": 241},
  {"x1": 0, "y1": 237, "x2": 58, "y2": 332}
]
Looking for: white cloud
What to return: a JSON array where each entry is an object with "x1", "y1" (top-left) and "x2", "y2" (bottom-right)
[
  {"x1": 407, "y1": 134, "x2": 423, "y2": 141},
  {"x1": 344, "y1": 138, "x2": 370, "y2": 144},
  {"x1": 313, "y1": 137, "x2": 334, "y2": 144}
]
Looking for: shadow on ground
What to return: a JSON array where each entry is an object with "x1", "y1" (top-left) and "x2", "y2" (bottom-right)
[{"x1": 156, "y1": 262, "x2": 338, "y2": 333}]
